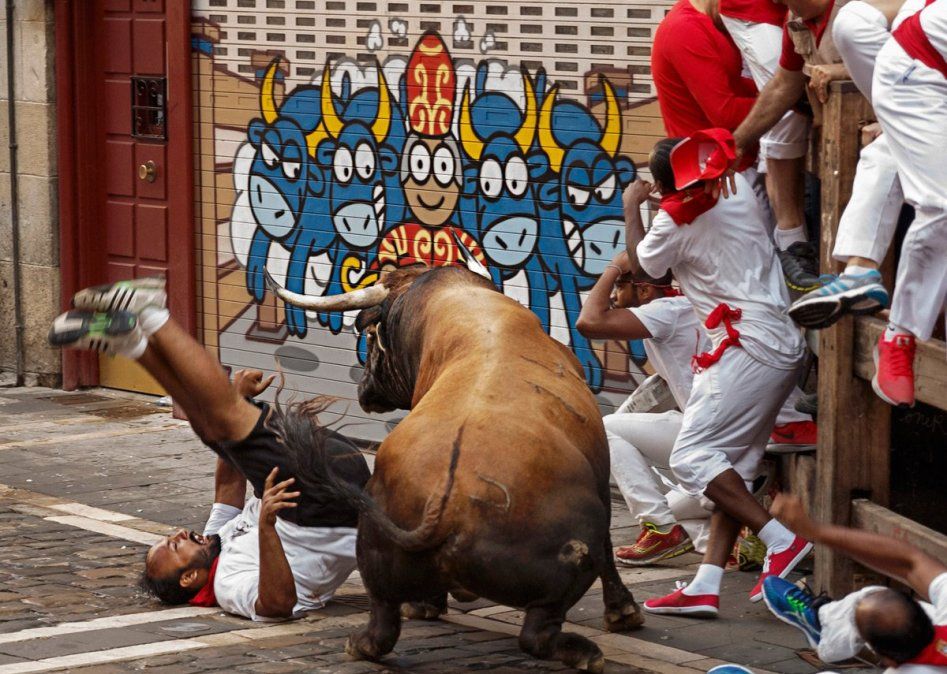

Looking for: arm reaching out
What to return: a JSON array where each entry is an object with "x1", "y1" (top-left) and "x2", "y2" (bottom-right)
[
  {"x1": 254, "y1": 467, "x2": 300, "y2": 618},
  {"x1": 771, "y1": 494, "x2": 947, "y2": 600},
  {"x1": 733, "y1": 68, "x2": 807, "y2": 155}
]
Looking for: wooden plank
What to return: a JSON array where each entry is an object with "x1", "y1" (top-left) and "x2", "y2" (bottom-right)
[
  {"x1": 814, "y1": 82, "x2": 892, "y2": 596},
  {"x1": 852, "y1": 499, "x2": 947, "y2": 561},
  {"x1": 853, "y1": 316, "x2": 947, "y2": 411}
]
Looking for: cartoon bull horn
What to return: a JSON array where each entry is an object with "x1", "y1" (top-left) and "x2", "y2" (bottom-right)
[
  {"x1": 305, "y1": 122, "x2": 329, "y2": 158},
  {"x1": 261, "y1": 58, "x2": 282, "y2": 125},
  {"x1": 538, "y1": 85, "x2": 564, "y2": 173},
  {"x1": 449, "y1": 229, "x2": 491, "y2": 281},
  {"x1": 320, "y1": 63, "x2": 343, "y2": 139},
  {"x1": 600, "y1": 75, "x2": 621, "y2": 158},
  {"x1": 264, "y1": 269, "x2": 390, "y2": 311},
  {"x1": 372, "y1": 68, "x2": 392, "y2": 144},
  {"x1": 458, "y1": 83, "x2": 482, "y2": 162},
  {"x1": 515, "y1": 72, "x2": 538, "y2": 155}
]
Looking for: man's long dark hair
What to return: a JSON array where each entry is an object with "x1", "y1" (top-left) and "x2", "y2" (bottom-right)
[
  {"x1": 649, "y1": 137, "x2": 685, "y2": 194},
  {"x1": 139, "y1": 554, "x2": 199, "y2": 605}
]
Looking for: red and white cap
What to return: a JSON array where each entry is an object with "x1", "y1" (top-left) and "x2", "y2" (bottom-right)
[{"x1": 669, "y1": 128, "x2": 738, "y2": 190}]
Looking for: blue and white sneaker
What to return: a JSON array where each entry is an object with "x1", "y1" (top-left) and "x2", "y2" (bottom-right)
[
  {"x1": 762, "y1": 577, "x2": 827, "y2": 649},
  {"x1": 788, "y1": 269, "x2": 889, "y2": 329}
]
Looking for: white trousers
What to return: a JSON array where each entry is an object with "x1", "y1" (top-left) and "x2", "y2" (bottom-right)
[
  {"x1": 873, "y1": 40, "x2": 947, "y2": 340},
  {"x1": 671, "y1": 348, "x2": 797, "y2": 496},
  {"x1": 605, "y1": 411, "x2": 711, "y2": 553},
  {"x1": 722, "y1": 16, "x2": 810, "y2": 161}
]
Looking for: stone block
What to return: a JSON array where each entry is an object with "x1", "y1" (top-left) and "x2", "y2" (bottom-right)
[
  {"x1": 14, "y1": 101, "x2": 56, "y2": 178},
  {"x1": 0, "y1": 103, "x2": 9, "y2": 175},
  {"x1": 16, "y1": 20, "x2": 55, "y2": 104},
  {"x1": 0, "y1": 172, "x2": 10, "y2": 261},
  {"x1": 12, "y1": 0, "x2": 49, "y2": 23},
  {"x1": 15, "y1": 174, "x2": 58, "y2": 266},
  {"x1": 0, "y1": 261, "x2": 61, "y2": 378}
]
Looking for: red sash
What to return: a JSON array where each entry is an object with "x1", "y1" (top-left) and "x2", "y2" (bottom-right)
[
  {"x1": 660, "y1": 188, "x2": 721, "y2": 226},
  {"x1": 188, "y1": 557, "x2": 220, "y2": 607},
  {"x1": 907, "y1": 625, "x2": 947, "y2": 666},
  {"x1": 691, "y1": 304, "x2": 743, "y2": 372},
  {"x1": 894, "y1": 0, "x2": 947, "y2": 79}
]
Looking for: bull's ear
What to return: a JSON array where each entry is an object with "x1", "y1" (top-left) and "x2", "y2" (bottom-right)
[
  {"x1": 355, "y1": 306, "x2": 383, "y2": 332},
  {"x1": 248, "y1": 119, "x2": 266, "y2": 147},
  {"x1": 379, "y1": 145, "x2": 398, "y2": 173},
  {"x1": 527, "y1": 149, "x2": 549, "y2": 180},
  {"x1": 615, "y1": 157, "x2": 637, "y2": 186},
  {"x1": 475, "y1": 61, "x2": 489, "y2": 96},
  {"x1": 317, "y1": 142, "x2": 335, "y2": 168}
]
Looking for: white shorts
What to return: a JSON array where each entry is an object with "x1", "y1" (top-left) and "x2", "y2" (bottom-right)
[
  {"x1": 670, "y1": 348, "x2": 797, "y2": 496},
  {"x1": 721, "y1": 16, "x2": 810, "y2": 161}
]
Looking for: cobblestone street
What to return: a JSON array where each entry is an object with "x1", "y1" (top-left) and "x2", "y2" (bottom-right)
[{"x1": 0, "y1": 387, "x2": 862, "y2": 673}]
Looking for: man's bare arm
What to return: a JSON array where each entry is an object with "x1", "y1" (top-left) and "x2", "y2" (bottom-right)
[
  {"x1": 623, "y1": 180, "x2": 653, "y2": 277},
  {"x1": 576, "y1": 256, "x2": 653, "y2": 341},
  {"x1": 733, "y1": 68, "x2": 807, "y2": 153},
  {"x1": 772, "y1": 494, "x2": 947, "y2": 599},
  {"x1": 213, "y1": 458, "x2": 246, "y2": 510},
  {"x1": 255, "y1": 468, "x2": 299, "y2": 618}
]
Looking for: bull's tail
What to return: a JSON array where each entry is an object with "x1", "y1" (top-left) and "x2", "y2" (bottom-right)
[{"x1": 273, "y1": 397, "x2": 462, "y2": 553}]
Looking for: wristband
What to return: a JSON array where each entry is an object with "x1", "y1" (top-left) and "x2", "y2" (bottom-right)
[{"x1": 605, "y1": 264, "x2": 625, "y2": 276}]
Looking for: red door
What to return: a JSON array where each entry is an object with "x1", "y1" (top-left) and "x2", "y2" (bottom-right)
[{"x1": 58, "y1": 0, "x2": 194, "y2": 391}]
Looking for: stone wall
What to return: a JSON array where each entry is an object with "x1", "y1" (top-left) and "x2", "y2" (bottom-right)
[{"x1": 0, "y1": 0, "x2": 60, "y2": 387}]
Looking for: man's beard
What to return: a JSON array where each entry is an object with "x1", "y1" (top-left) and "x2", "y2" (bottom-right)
[{"x1": 191, "y1": 532, "x2": 222, "y2": 569}]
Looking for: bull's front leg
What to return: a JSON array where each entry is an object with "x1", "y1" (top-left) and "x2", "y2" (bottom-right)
[
  {"x1": 525, "y1": 255, "x2": 552, "y2": 332},
  {"x1": 246, "y1": 228, "x2": 272, "y2": 302},
  {"x1": 599, "y1": 534, "x2": 644, "y2": 632},
  {"x1": 283, "y1": 243, "x2": 312, "y2": 338},
  {"x1": 318, "y1": 243, "x2": 346, "y2": 335}
]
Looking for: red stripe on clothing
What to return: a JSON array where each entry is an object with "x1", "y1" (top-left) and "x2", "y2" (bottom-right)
[{"x1": 894, "y1": 1, "x2": 947, "y2": 79}]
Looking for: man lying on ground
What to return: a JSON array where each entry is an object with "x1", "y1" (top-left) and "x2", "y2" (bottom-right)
[
  {"x1": 47, "y1": 279, "x2": 370, "y2": 620},
  {"x1": 764, "y1": 493, "x2": 946, "y2": 672}
]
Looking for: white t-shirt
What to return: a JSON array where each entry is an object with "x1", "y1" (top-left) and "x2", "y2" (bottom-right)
[
  {"x1": 631, "y1": 296, "x2": 709, "y2": 410},
  {"x1": 636, "y1": 173, "x2": 805, "y2": 370},
  {"x1": 892, "y1": 573, "x2": 947, "y2": 674},
  {"x1": 211, "y1": 496, "x2": 358, "y2": 621}
]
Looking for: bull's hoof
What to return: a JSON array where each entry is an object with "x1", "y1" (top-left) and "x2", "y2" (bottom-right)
[
  {"x1": 604, "y1": 601, "x2": 645, "y2": 632},
  {"x1": 345, "y1": 633, "x2": 383, "y2": 661},
  {"x1": 401, "y1": 601, "x2": 446, "y2": 620},
  {"x1": 576, "y1": 652, "x2": 606, "y2": 674},
  {"x1": 449, "y1": 589, "x2": 480, "y2": 603}
]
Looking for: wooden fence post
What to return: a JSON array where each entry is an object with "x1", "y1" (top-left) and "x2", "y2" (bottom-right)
[{"x1": 814, "y1": 81, "x2": 892, "y2": 595}]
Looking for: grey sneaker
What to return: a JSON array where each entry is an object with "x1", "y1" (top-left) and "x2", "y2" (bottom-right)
[
  {"x1": 48, "y1": 310, "x2": 141, "y2": 355},
  {"x1": 789, "y1": 269, "x2": 889, "y2": 329},
  {"x1": 72, "y1": 277, "x2": 167, "y2": 314},
  {"x1": 777, "y1": 242, "x2": 821, "y2": 292}
]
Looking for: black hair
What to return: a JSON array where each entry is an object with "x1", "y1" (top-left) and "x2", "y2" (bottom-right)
[
  {"x1": 139, "y1": 549, "x2": 199, "y2": 605},
  {"x1": 649, "y1": 137, "x2": 684, "y2": 194},
  {"x1": 858, "y1": 589, "x2": 935, "y2": 663}
]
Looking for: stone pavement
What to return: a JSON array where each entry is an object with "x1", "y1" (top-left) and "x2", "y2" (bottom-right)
[{"x1": 0, "y1": 387, "x2": 873, "y2": 673}]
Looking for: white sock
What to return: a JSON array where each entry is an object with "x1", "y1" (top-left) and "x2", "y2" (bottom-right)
[
  {"x1": 885, "y1": 323, "x2": 911, "y2": 341},
  {"x1": 842, "y1": 264, "x2": 875, "y2": 277},
  {"x1": 139, "y1": 307, "x2": 170, "y2": 337},
  {"x1": 774, "y1": 225, "x2": 807, "y2": 250},
  {"x1": 758, "y1": 518, "x2": 796, "y2": 554},
  {"x1": 682, "y1": 564, "x2": 724, "y2": 596},
  {"x1": 116, "y1": 333, "x2": 148, "y2": 360}
]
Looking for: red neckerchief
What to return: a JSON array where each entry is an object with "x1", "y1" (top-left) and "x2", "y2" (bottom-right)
[
  {"x1": 907, "y1": 626, "x2": 947, "y2": 666},
  {"x1": 691, "y1": 303, "x2": 743, "y2": 373},
  {"x1": 188, "y1": 557, "x2": 220, "y2": 607},
  {"x1": 660, "y1": 187, "x2": 721, "y2": 226}
]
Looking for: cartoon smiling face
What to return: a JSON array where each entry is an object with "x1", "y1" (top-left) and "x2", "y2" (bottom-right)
[{"x1": 401, "y1": 133, "x2": 461, "y2": 227}]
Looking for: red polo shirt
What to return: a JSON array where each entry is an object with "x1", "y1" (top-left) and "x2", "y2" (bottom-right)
[
  {"x1": 720, "y1": 0, "x2": 788, "y2": 27},
  {"x1": 652, "y1": 0, "x2": 759, "y2": 137},
  {"x1": 779, "y1": 0, "x2": 836, "y2": 71}
]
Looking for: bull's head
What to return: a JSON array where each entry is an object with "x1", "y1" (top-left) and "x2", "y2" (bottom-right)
[{"x1": 266, "y1": 234, "x2": 491, "y2": 413}]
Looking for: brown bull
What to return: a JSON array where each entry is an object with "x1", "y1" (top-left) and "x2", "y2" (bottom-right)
[{"x1": 267, "y1": 260, "x2": 643, "y2": 672}]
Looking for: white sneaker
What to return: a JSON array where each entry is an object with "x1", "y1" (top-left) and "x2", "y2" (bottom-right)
[{"x1": 72, "y1": 277, "x2": 167, "y2": 314}]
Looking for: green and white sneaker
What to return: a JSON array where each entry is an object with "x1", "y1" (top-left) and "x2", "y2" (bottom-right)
[
  {"x1": 72, "y1": 277, "x2": 166, "y2": 314},
  {"x1": 48, "y1": 310, "x2": 142, "y2": 356}
]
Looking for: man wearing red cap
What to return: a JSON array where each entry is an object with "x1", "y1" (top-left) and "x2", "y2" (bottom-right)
[{"x1": 620, "y1": 131, "x2": 812, "y2": 616}]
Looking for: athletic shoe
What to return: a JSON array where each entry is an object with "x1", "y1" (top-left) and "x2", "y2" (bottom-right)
[
  {"x1": 707, "y1": 666, "x2": 754, "y2": 674},
  {"x1": 872, "y1": 332, "x2": 916, "y2": 407},
  {"x1": 72, "y1": 277, "x2": 167, "y2": 314},
  {"x1": 643, "y1": 582, "x2": 719, "y2": 618},
  {"x1": 788, "y1": 269, "x2": 889, "y2": 329},
  {"x1": 48, "y1": 310, "x2": 141, "y2": 355},
  {"x1": 767, "y1": 421, "x2": 817, "y2": 454},
  {"x1": 777, "y1": 242, "x2": 821, "y2": 293},
  {"x1": 762, "y1": 577, "x2": 829, "y2": 649},
  {"x1": 616, "y1": 523, "x2": 694, "y2": 566},
  {"x1": 749, "y1": 536, "x2": 814, "y2": 602},
  {"x1": 794, "y1": 391, "x2": 818, "y2": 418},
  {"x1": 737, "y1": 534, "x2": 767, "y2": 572}
]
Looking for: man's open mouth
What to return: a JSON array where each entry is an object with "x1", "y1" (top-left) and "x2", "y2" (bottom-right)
[{"x1": 189, "y1": 531, "x2": 207, "y2": 545}]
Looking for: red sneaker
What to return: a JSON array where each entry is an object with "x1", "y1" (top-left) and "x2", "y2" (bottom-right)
[
  {"x1": 749, "y1": 535, "x2": 813, "y2": 602},
  {"x1": 615, "y1": 523, "x2": 694, "y2": 566},
  {"x1": 643, "y1": 583, "x2": 719, "y2": 618},
  {"x1": 872, "y1": 332, "x2": 916, "y2": 407},
  {"x1": 767, "y1": 421, "x2": 817, "y2": 454}
]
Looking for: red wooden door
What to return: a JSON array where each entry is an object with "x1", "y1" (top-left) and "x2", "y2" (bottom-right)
[{"x1": 92, "y1": 0, "x2": 193, "y2": 392}]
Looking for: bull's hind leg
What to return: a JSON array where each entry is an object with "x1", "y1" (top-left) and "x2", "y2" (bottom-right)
[
  {"x1": 519, "y1": 604, "x2": 605, "y2": 673},
  {"x1": 599, "y1": 534, "x2": 645, "y2": 632},
  {"x1": 401, "y1": 592, "x2": 447, "y2": 620},
  {"x1": 345, "y1": 598, "x2": 401, "y2": 661}
]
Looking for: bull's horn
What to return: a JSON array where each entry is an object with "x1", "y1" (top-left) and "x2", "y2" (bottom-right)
[
  {"x1": 538, "y1": 85, "x2": 564, "y2": 174},
  {"x1": 320, "y1": 64, "x2": 343, "y2": 139},
  {"x1": 450, "y1": 229, "x2": 491, "y2": 281},
  {"x1": 458, "y1": 84, "x2": 482, "y2": 162},
  {"x1": 261, "y1": 58, "x2": 281, "y2": 125},
  {"x1": 371, "y1": 69, "x2": 392, "y2": 144},
  {"x1": 601, "y1": 76, "x2": 621, "y2": 158},
  {"x1": 264, "y1": 268, "x2": 390, "y2": 311},
  {"x1": 514, "y1": 73, "x2": 537, "y2": 154}
]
